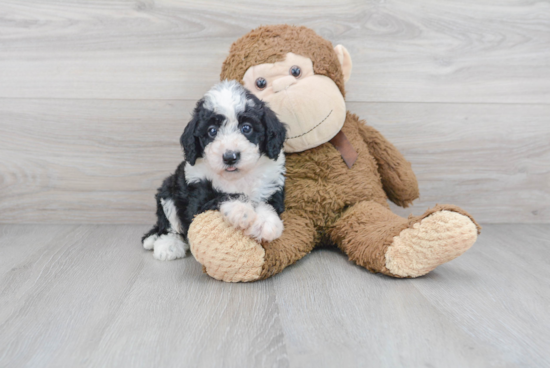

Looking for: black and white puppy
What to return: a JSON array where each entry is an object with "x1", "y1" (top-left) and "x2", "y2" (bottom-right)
[{"x1": 142, "y1": 80, "x2": 287, "y2": 261}]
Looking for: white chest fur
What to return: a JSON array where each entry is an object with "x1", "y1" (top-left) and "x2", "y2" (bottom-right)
[{"x1": 184, "y1": 154, "x2": 285, "y2": 203}]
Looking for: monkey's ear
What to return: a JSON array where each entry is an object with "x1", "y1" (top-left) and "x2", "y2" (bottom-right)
[
  {"x1": 262, "y1": 106, "x2": 287, "y2": 160},
  {"x1": 180, "y1": 101, "x2": 204, "y2": 165},
  {"x1": 334, "y1": 45, "x2": 352, "y2": 83}
]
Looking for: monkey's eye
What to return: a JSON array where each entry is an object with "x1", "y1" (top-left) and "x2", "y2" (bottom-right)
[
  {"x1": 207, "y1": 126, "x2": 218, "y2": 138},
  {"x1": 240, "y1": 123, "x2": 253, "y2": 135},
  {"x1": 255, "y1": 77, "x2": 267, "y2": 90},
  {"x1": 290, "y1": 65, "x2": 301, "y2": 78}
]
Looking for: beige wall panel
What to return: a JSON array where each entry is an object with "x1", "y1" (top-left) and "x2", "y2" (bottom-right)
[
  {"x1": 0, "y1": 99, "x2": 547, "y2": 223},
  {"x1": 0, "y1": 0, "x2": 548, "y2": 103}
]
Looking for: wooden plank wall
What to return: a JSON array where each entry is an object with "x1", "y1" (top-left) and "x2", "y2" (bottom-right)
[{"x1": 0, "y1": 0, "x2": 549, "y2": 224}]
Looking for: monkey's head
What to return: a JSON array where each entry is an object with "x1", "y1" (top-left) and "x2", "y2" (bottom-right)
[{"x1": 221, "y1": 25, "x2": 352, "y2": 153}]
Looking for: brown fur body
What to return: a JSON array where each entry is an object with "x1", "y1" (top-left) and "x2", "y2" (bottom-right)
[
  {"x1": 258, "y1": 113, "x2": 477, "y2": 280},
  {"x1": 284, "y1": 112, "x2": 419, "y2": 226}
]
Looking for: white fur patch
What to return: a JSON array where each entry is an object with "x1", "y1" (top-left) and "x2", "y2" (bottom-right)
[
  {"x1": 152, "y1": 233, "x2": 188, "y2": 261},
  {"x1": 185, "y1": 153, "x2": 285, "y2": 204},
  {"x1": 161, "y1": 198, "x2": 182, "y2": 234},
  {"x1": 203, "y1": 80, "x2": 247, "y2": 125},
  {"x1": 245, "y1": 203, "x2": 284, "y2": 242},
  {"x1": 203, "y1": 129, "x2": 259, "y2": 174},
  {"x1": 143, "y1": 234, "x2": 158, "y2": 250}
]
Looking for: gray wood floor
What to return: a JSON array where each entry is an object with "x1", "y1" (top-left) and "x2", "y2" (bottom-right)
[{"x1": 0, "y1": 224, "x2": 549, "y2": 367}]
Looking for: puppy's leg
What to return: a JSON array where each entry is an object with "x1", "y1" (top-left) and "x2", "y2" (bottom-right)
[
  {"x1": 220, "y1": 197, "x2": 257, "y2": 230},
  {"x1": 246, "y1": 203, "x2": 284, "y2": 242},
  {"x1": 151, "y1": 198, "x2": 189, "y2": 261},
  {"x1": 142, "y1": 189, "x2": 188, "y2": 260},
  {"x1": 142, "y1": 195, "x2": 171, "y2": 250}
]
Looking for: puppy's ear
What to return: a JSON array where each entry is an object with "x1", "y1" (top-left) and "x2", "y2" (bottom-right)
[
  {"x1": 180, "y1": 100, "x2": 204, "y2": 165},
  {"x1": 262, "y1": 106, "x2": 287, "y2": 160}
]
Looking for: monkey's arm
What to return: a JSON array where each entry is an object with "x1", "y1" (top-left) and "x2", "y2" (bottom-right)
[{"x1": 357, "y1": 123, "x2": 419, "y2": 208}]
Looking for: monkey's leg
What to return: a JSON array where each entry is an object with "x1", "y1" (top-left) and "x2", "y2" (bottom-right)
[
  {"x1": 329, "y1": 201, "x2": 480, "y2": 277},
  {"x1": 188, "y1": 209, "x2": 316, "y2": 282}
]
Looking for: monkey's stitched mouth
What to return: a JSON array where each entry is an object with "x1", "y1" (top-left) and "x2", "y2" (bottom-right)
[{"x1": 285, "y1": 110, "x2": 333, "y2": 140}]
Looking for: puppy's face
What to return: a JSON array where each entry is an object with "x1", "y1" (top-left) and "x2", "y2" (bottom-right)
[{"x1": 181, "y1": 81, "x2": 286, "y2": 179}]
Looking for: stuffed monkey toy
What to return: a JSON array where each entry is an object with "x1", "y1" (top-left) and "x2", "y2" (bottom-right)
[{"x1": 187, "y1": 25, "x2": 481, "y2": 282}]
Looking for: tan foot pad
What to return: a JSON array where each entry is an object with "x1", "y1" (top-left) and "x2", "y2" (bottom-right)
[
  {"x1": 188, "y1": 211, "x2": 265, "y2": 282},
  {"x1": 385, "y1": 210, "x2": 478, "y2": 277}
]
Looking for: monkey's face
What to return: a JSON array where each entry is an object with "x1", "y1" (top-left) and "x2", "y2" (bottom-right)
[{"x1": 243, "y1": 52, "x2": 347, "y2": 153}]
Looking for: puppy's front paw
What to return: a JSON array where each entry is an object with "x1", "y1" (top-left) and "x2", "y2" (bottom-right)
[
  {"x1": 220, "y1": 200, "x2": 257, "y2": 230},
  {"x1": 246, "y1": 204, "x2": 284, "y2": 242}
]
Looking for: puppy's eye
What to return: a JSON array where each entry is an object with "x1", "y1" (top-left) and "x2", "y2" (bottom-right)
[
  {"x1": 290, "y1": 65, "x2": 301, "y2": 78},
  {"x1": 207, "y1": 126, "x2": 218, "y2": 138},
  {"x1": 240, "y1": 123, "x2": 253, "y2": 135},
  {"x1": 255, "y1": 77, "x2": 267, "y2": 90}
]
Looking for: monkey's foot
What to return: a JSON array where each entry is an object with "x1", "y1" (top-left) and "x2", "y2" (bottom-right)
[
  {"x1": 188, "y1": 211, "x2": 265, "y2": 282},
  {"x1": 385, "y1": 208, "x2": 479, "y2": 277}
]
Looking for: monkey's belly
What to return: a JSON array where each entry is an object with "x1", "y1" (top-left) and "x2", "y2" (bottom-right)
[{"x1": 284, "y1": 140, "x2": 388, "y2": 226}]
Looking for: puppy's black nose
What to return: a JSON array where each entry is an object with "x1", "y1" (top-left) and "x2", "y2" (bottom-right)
[{"x1": 223, "y1": 151, "x2": 240, "y2": 166}]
